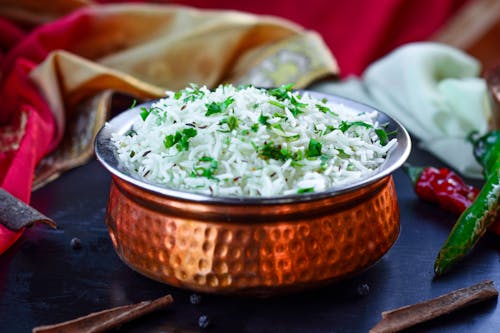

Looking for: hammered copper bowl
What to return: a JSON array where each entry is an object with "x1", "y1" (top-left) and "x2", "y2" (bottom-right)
[{"x1": 95, "y1": 91, "x2": 411, "y2": 296}]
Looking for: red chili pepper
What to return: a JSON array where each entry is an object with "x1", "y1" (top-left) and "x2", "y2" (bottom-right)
[{"x1": 404, "y1": 164, "x2": 500, "y2": 235}]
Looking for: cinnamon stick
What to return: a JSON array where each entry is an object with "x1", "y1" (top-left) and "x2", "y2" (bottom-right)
[
  {"x1": 370, "y1": 280, "x2": 498, "y2": 333},
  {"x1": 0, "y1": 188, "x2": 56, "y2": 231},
  {"x1": 32, "y1": 294, "x2": 174, "y2": 333}
]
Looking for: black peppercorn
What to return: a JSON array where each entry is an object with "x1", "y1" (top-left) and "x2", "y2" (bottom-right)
[
  {"x1": 356, "y1": 282, "x2": 370, "y2": 296},
  {"x1": 190, "y1": 293, "x2": 202, "y2": 305},
  {"x1": 198, "y1": 314, "x2": 210, "y2": 329},
  {"x1": 70, "y1": 237, "x2": 82, "y2": 250}
]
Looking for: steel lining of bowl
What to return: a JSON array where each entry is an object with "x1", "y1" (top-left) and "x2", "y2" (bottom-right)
[{"x1": 95, "y1": 90, "x2": 411, "y2": 295}]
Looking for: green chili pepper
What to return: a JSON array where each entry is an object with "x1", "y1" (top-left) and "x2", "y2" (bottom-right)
[{"x1": 434, "y1": 130, "x2": 500, "y2": 276}]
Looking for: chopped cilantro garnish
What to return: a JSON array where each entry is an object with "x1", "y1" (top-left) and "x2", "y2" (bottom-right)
[
  {"x1": 297, "y1": 187, "x2": 315, "y2": 194},
  {"x1": 192, "y1": 156, "x2": 219, "y2": 179},
  {"x1": 182, "y1": 127, "x2": 197, "y2": 138},
  {"x1": 251, "y1": 123, "x2": 259, "y2": 132},
  {"x1": 375, "y1": 128, "x2": 396, "y2": 146},
  {"x1": 316, "y1": 104, "x2": 338, "y2": 117},
  {"x1": 284, "y1": 134, "x2": 301, "y2": 142},
  {"x1": 271, "y1": 123, "x2": 285, "y2": 133},
  {"x1": 321, "y1": 98, "x2": 328, "y2": 103},
  {"x1": 290, "y1": 96, "x2": 307, "y2": 108},
  {"x1": 270, "y1": 124, "x2": 301, "y2": 142},
  {"x1": 163, "y1": 128, "x2": 197, "y2": 151},
  {"x1": 140, "y1": 107, "x2": 150, "y2": 121},
  {"x1": 174, "y1": 83, "x2": 205, "y2": 102},
  {"x1": 305, "y1": 139, "x2": 322, "y2": 158},
  {"x1": 258, "y1": 114, "x2": 269, "y2": 125},
  {"x1": 130, "y1": 99, "x2": 137, "y2": 108},
  {"x1": 321, "y1": 125, "x2": 336, "y2": 136},
  {"x1": 205, "y1": 97, "x2": 235, "y2": 116},
  {"x1": 336, "y1": 149, "x2": 350, "y2": 158},
  {"x1": 227, "y1": 115, "x2": 238, "y2": 131},
  {"x1": 257, "y1": 142, "x2": 293, "y2": 161},
  {"x1": 339, "y1": 121, "x2": 373, "y2": 132},
  {"x1": 294, "y1": 149, "x2": 304, "y2": 161},
  {"x1": 289, "y1": 96, "x2": 306, "y2": 117},
  {"x1": 269, "y1": 100, "x2": 285, "y2": 109},
  {"x1": 272, "y1": 112, "x2": 287, "y2": 118},
  {"x1": 163, "y1": 133, "x2": 179, "y2": 148},
  {"x1": 139, "y1": 106, "x2": 165, "y2": 122},
  {"x1": 315, "y1": 104, "x2": 329, "y2": 113},
  {"x1": 269, "y1": 83, "x2": 294, "y2": 100}
]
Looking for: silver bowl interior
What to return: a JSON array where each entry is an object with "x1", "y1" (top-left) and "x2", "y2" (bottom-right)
[{"x1": 94, "y1": 90, "x2": 411, "y2": 204}]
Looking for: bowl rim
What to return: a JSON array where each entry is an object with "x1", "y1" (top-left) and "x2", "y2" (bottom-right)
[{"x1": 94, "y1": 90, "x2": 411, "y2": 205}]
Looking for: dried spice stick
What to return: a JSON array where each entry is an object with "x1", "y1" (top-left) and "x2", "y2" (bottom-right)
[
  {"x1": 370, "y1": 280, "x2": 498, "y2": 333},
  {"x1": 32, "y1": 294, "x2": 174, "y2": 333},
  {"x1": 0, "y1": 188, "x2": 56, "y2": 231}
]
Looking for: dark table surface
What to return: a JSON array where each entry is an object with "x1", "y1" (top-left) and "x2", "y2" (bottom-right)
[{"x1": 1, "y1": 140, "x2": 499, "y2": 333}]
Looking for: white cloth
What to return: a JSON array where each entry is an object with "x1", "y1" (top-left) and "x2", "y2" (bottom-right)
[{"x1": 312, "y1": 42, "x2": 492, "y2": 178}]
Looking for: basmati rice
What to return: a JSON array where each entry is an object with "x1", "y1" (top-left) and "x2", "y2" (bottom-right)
[{"x1": 111, "y1": 84, "x2": 397, "y2": 197}]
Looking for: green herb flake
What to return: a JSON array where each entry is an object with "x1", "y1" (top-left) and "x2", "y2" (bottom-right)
[
  {"x1": 337, "y1": 148, "x2": 350, "y2": 158},
  {"x1": 339, "y1": 121, "x2": 373, "y2": 132},
  {"x1": 182, "y1": 128, "x2": 197, "y2": 138},
  {"x1": 272, "y1": 112, "x2": 287, "y2": 119},
  {"x1": 306, "y1": 139, "x2": 322, "y2": 158},
  {"x1": 164, "y1": 128, "x2": 197, "y2": 151},
  {"x1": 321, "y1": 125, "x2": 336, "y2": 136},
  {"x1": 227, "y1": 115, "x2": 239, "y2": 131},
  {"x1": 258, "y1": 114, "x2": 269, "y2": 125},
  {"x1": 257, "y1": 142, "x2": 292, "y2": 161},
  {"x1": 205, "y1": 97, "x2": 235, "y2": 116},
  {"x1": 251, "y1": 123, "x2": 259, "y2": 132},
  {"x1": 269, "y1": 83, "x2": 294, "y2": 100},
  {"x1": 375, "y1": 128, "x2": 396, "y2": 146},
  {"x1": 140, "y1": 107, "x2": 151, "y2": 121},
  {"x1": 289, "y1": 96, "x2": 307, "y2": 117},
  {"x1": 271, "y1": 123, "x2": 285, "y2": 133},
  {"x1": 192, "y1": 156, "x2": 219, "y2": 179},
  {"x1": 269, "y1": 100, "x2": 285, "y2": 109},
  {"x1": 297, "y1": 187, "x2": 315, "y2": 194},
  {"x1": 316, "y1": 104, "x2": 338, "y2": 117}
]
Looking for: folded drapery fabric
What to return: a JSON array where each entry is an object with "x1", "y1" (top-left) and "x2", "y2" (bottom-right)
[
  {"x1": 312, "y1": 42, "x2": 493, "y2": 178},
  {"x1": 0, "y1": 2, "x2": 338, "y2": 254}
]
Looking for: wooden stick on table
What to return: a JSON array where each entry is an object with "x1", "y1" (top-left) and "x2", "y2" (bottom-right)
[{"x1": 370, "y1": 280, "x2": 498, "y2": 333}]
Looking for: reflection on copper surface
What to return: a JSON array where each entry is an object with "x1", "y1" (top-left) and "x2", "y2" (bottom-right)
[{"x1": 105, "y1": 175, "x2": 399, "y2": 296}]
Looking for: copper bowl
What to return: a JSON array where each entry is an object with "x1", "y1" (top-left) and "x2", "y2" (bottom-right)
[{"x1": 95, "y1": 91, "x2": 411, "y2": 295}]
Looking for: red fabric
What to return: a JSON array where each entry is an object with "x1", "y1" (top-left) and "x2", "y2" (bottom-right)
[
  {"x1": 0, "y1": 1, "x2": 470, "y2": 254},
  {"x1": 172, "y1": 0, "x2": 470, "y2": 76}
]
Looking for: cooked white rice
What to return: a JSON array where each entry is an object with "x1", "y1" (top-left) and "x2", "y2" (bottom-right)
[{"x1": 111, "y1": 84, "x2": 397, "y2": 197}]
